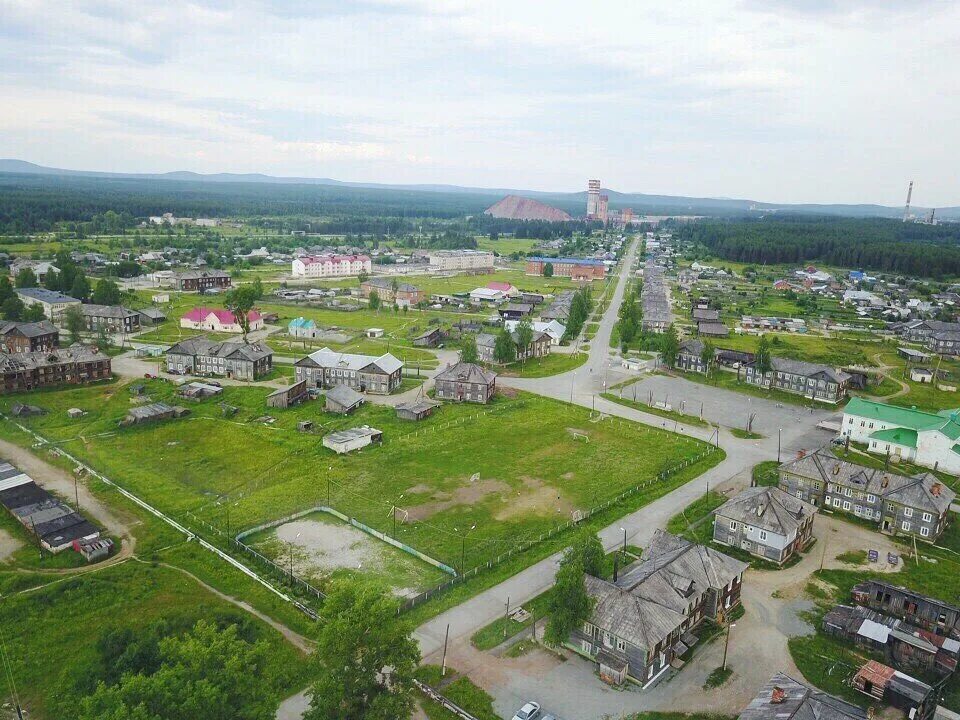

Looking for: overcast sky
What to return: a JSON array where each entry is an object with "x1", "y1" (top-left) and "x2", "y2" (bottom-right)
[{"x1": 1, "y1": 0, "x2": 958, "y2": 206}]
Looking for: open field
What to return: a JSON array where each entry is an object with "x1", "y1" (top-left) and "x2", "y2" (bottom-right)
[
  {"x1": 0, "y1": 380, "x2": 713, "y2": 582},
  {"x1": 498, "y1": 351, "x2": 589, "y2": 378},
  {"x1": 701, "y1": 332, "x2": 880, "y2": 368},
  {"x1": 475, "y1": 236, "x2": 543, "y2": 255}
]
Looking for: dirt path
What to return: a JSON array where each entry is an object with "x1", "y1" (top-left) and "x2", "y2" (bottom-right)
[
  {"x1": 0, "y1": 437, "x2": 137, "y2": 564},
  {"x1": 869, "y1": 352, "x2": 910, "y2": 399}
]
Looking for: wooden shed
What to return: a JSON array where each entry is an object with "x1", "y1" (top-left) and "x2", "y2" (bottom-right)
[
  {"x1": 266, "y1": 380, "x2": 308, "y2": 409},
  {"x1": 395, "y1": 398, "x2": 439, "y2": 421},
  {"x1": 325, "y1": 384, "x2": 364, "y2": 415}
]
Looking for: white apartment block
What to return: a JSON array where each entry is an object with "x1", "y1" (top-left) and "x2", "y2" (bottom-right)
[
  {"x1": 291, "y1": 254, "x2": 372, "y2": 278},
  {"x1": 426, "y1": 250, "x2": 495, "y2": 272}
]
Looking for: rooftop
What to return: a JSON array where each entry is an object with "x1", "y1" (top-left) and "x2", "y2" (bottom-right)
[{"x1": 15, "y1": 288, "x2": 79, "y2": 303}]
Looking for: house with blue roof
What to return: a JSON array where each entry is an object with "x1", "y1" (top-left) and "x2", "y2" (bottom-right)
[
  {"x1": 841, "y1": 397, "x2": 960, "y2": 475},
  {"x1": 288, "y1": 317, "x2": 319, "y2": 339}
]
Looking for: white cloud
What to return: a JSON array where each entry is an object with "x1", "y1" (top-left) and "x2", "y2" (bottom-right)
[{"x1": 0, "y1": 0, "x2": 957, "y2": 204}]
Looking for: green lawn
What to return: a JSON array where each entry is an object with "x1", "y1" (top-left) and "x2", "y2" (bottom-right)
[
  {"x1": 666, "y1": 491, "x2": 726, "y2": 545},
  {"x1": 499, "y1": 351, "x2": 588, "y2": 378},
  {"x1": 707, "y1": 332, "x2": 880, "y2": 368},
  {"x1": 752, "y1": 461, "x2": 780, "y2": 487},
  {"x1": 0, "y1": 381, "x2": 715, "y2": 580}
]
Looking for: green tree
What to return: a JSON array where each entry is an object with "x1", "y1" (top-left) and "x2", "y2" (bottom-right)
[
  {"x1": 659, "y1": 324, "x2": 679, "y2": 368},
  {"x1": 251, "y1": 277, "x2": 264, "y2": 300},
  {"x1": 15, "y1": 267, "x2": 37, "y2": 288},
  {"x1": 64, "y1": 305, "x2": 85, "y2": 343},
  {"x1": 493, "y1": 327, "x2": 517, "y2": 364},
  {"x1": 368, "y1": 289, "x2": 381, "y2": 311},
  {"x1": 754, "y1": 336, "x2": 772, "y2": 375},
  {"x1": 44, "y1": 269, "x2": 60, "y2": 291},
  {"x1": 78, "y1": 620, "x2": 277, "y2": 720},
  {"x1": 224, "y1": 285, "x2": 261, "y2": 339},
  {"x1": 700, "y1": 339, "x2": 715, "y2": 377},
  {"x1": 543, "y1": 262, "x2": 554, "y2": 278},
  {"x1": 23, "y1": 304, "x2": 45, "y2": 322},
  {"x1": 92, "y1": 278, "x2": 122, "y2": 306},
  {"x1": 1, "y1": 296, "x2": 23, "y2": 321},
  {"x1": 570, "y1": 530, "x2": 605, "y2": 578},
  {"x1": 545, "y1": 553, "x2": 593, "y2": 647},
  {"x1": 0, "y1": 276, "x2": 14, "y2": 304},
  {"x1": 515, "y1": 318, "x2": 534, "y2": 364},
  {"x1": 460, "y1": 334, "x2": 478, "y2": 364},
  {"x1": 306, "y1": 582, "x2": 419, "y2": 720},
  {"x1": 71, "y1": 274, "x2": 91, "y2": 302}
]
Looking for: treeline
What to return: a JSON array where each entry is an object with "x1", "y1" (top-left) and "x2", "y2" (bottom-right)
[
  {"x1": 677, "y1": 216, "x2": 960, "y2": 278},
  {"x1": 472, "y1": 216, "x2": 594, "y2": 241}
]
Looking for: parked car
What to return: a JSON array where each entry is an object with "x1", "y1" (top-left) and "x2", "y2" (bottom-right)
[
  {"x1": 513, "y1": 702, "x2": 541, "y2": 720},
  {"x1": 831, "y1": 435, "x2": 846, "y2": 446}
]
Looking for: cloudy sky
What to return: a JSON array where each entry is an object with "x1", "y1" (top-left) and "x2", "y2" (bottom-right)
[{"x1": 1, "y1": 0, "x2": 958, "y2": 205}]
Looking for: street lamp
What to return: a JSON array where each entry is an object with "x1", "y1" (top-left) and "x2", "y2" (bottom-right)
[
  {"x1": 458, "y1": 524, "x2": 477, "y2": 575},
  {"x1": 620, "y1": 526, "x2": 627, "y2": 553}
]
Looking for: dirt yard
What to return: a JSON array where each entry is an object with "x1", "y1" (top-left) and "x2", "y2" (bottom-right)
[{"x1": 259, "y1": 512, "x2": 448, "y2": 598}]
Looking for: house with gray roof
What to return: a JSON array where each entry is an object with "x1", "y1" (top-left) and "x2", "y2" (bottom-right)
[
  {"x1": 294, "y1": 347, "x2": 403, "y2": 394},
  {"x1": 778, "y1": 447, "x2": 955, "y2": 541},
  {"x1": 434, "y1": 362, "x2": 496, "y2": 404},
  {"x1": 713, "y1": 486, "x2": 816, "y2": 565},
  {"x1": 15, "y1": 288, "x2": 81, "y2": 319},
  {"x1": 79, "y1": 304, "x2": 141, "y2": 333},
  {"x1": 737, "y1": 672, "x2": 867, "y2": 720},
  {"x1": 325, "y1": 384, "x2": 364, "y2": 415},
  {"x1": 0, "y1": 320, "x2": 59, "y2": 353},
  {"x1": 570, "y1": 530, "x2": 747, "y2": 687},
  {"x1": 677, "y1": 339, "x2": 708, "y2": 374},
  {"x1": 743, "y1": 357, "x2": 850, "y2": 403},
  {"x1": 166, "y1": 336, "x2": 273, "y2": 381},
  {"x1": 322, "y1": 425, "x2": 382, "y2": 454},
  {"x1": 476, "y1": 330, "x2": 551, "y2": 364}
]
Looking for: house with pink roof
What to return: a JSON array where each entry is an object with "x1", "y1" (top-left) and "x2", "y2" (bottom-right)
[
  {"x1": 486, "y1": 281, "x2": 519, "y2": 297},
  {"x1": 180, "y1": 307, "x2": 264, "y2": 334}
]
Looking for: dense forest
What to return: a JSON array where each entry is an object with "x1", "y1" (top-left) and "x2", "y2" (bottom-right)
[{"x1": 677, "y1": 216, "x2": 960, "y2": 278}]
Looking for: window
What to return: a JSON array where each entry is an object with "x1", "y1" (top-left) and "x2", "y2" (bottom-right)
[
  {"x1": 729, "y1": 520, "x2": 738, "y2": 530},
  {"x1": 904, "y1": 507, "x2": 913, "y2": 518},
  {"x1": 844, "y1": 487, "x2": 852, "y2": 497},
  {"x1": 581, "y1": 639, "x2": 593, "y2": 655},
  {"x1": 920, "y1": 527, "x2": 930, "y2": 537},
  {"x1": 603, "y1": 632, "x2": 613, "y2": 649},
  {"x1": 902, "y1": 521, "x2": 911, "y2": 532},
  {"x1": 759, "y1": 530, "x2": 768, "y2": 541},
  {"x1": 616, "y1": 638, "x2": 626, "y2": 652},
  {"x1": 833, "y1": 497, "x2": 842, "y2": 508},
  {"x1": 843, "y1": 501, "x2": 851, "y2": 511},
  {"x1": 583, "y1": 622, "x2": 593, "y2": 635},
  {"x1": 867, "y1": 494, "x2": 876, "y2": 503},
  {"x1": 922, "y1": 512, "x2": 933, "y2": 523}
]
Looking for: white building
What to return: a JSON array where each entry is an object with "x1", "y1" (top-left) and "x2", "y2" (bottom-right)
[
  {"x1": 15, "y1": 288, "x2": 81, "y2": 319},
  {"x1": 426, "y1": 250, "x2": 495, "y2": 272},
  {"x1": 469, "y1": 287, "x2": 505, "y2": 304},
  {"x1": 291, "y1": 254, "x2": 372, "y2": 278},
  {"x1": 841, "y1": 397, "x2": 960, "y2": 475},
  {"x1": 322, "y1": 426, "x2": 383, "y2": 454}
]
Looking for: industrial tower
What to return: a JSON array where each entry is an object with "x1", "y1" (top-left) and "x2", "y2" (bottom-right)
[
  {"x1": 903, "y1": 181, "x2": 913, "y2": 222},
  {"x1": 587, "y1": 179, "x2": 601, "y2": 218}
]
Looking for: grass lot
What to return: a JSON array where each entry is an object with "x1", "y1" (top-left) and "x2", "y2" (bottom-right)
[
  {"x1": 752, "y1": 461, "x2": 780, "y2": 487},
  {"x1": 0, "y1": 560, "x2": 308, "y2": 720},
  {"x1": 0, "y1": 381, "x2": 714, "y2": 582},
  {"x1": 730, "y1": 428, "x2": 763, "y2": 439},
  {"x1": 666, "y1": 491, "x2": 726, "y2": 545},
  {"x1": 416, "y1": 666, "x2": 500, "y2": 720},
  {"x1": 601, "y1": 391, "x2": 711, "y2": 428},
  {"x1": 498, "y1": 351, "x2": 588, "y2": 379},
  {"x1": 706, "y1": 333, "x2": 880, "y2": 368},
  {"x1": 475, "y1": 237, "x2": 543, "y2": 256},
  {"x1": 873, "y1": 350, "x2": 960, "y2": 412}
]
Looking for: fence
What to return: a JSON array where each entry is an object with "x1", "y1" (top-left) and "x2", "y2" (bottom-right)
[
  {"x1": 396, "y1": 443, "x2": 721, "y2": 613},
  {"x1": 414, "y1": 680, "x2": 478, "y2": 720}
]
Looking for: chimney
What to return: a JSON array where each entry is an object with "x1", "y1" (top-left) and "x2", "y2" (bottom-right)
[
  {"x1": 867, "y1": 707, "x2": 875, "y2": 720},
  {"x1": 771, "y1": 687, "x2": 786, "y2": 704}
]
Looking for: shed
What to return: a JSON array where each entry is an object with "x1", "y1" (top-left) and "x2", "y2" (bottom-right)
[
  {"x1": 325, "y1": 384, "x2": 364, "y2": 415},
  {"x1": 365, "y1": 328, "x2": 385, "y2": 338},
  {"x1": 135, "y1": 345, "x2": 164, "y2": 357},
  {"x1": 266, "y1": 380, "x2": 309, "y2": 409},
  {"x1": 177, "y1": 381, "x2": 224, "y2": 401},
  {"x1": 898, "y1": 347, "x2": 931, "y2": 363},
  {"x1": 910, "y1": 367, "x2": 934, "y2": 383},
  {"x1": 322, "y1": 426, "x2": 382, "y2": 454},
  {"x1": 137, "y1": 307, "x2": 167, "y2": 325},
  {"x1": 67, "y1": 408, "x2": 85, "y2": 418},
  {"x1": 11, "y1": 403, "x2": 46, "y2": 417},
  {"x1": 413, "y1": 327, "x2": 442, "y2": 348},
  {"x1": 297, "y1": 420, "x2": 314, "y2": 432},
  {"x1": 129, "y1": 383, "x2": 146, "y2": 396},
  {"x1": 395, "y1": 398, "x2": 439, "y2": 421},
  {"x1": 122, "y1": 402, "x2": 186, "y2": 426}
]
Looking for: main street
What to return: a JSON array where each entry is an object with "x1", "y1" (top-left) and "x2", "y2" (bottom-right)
[{"x1": 277, "y1": 237, "x2": 837, "y2": 719}]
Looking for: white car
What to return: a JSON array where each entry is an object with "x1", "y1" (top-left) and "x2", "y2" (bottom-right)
[{"x1": 513, "y1": 702, "x2": 541, "y2": 720}]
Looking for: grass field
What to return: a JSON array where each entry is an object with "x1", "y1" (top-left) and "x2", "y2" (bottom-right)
[
  {"x1": 666, "y1": 491, "x2": 726, "y2": 545},
  {"x1": 0, "y1": 380, "x2": 714, "y2": 581},
  {"x1": 498, "y1": 351, "x2": 588, "y2": 378}
]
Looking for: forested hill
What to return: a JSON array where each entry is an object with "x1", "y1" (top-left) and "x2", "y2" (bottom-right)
[{"x1": 677, "y1": 216, "x2": 960, "y2": 278}]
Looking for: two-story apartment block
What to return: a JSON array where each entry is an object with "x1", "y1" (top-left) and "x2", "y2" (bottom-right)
[
  {"x1": 677, "y1": 339, "x2": 710, "y2": 374},
  {"x1": 713, "y1": 486, "x2": 816, "y2": 565},
  {"x1": 475, "y1": 331, "x2": 551, "y2": 364},
  {"x1": 778, "y1": 447, "x2": 955, "y2": 542},
  {"x1": 898, "y1": 319, "x2": 960, "y2": 353},
  {"x1": 0, "y1": 344, "x2": 111, "y2": 393},
  {"x1": 433, "y1": 362, "x2": 497, "y2": 404},
  {"x1": 294, "y1": 347, "x2": 403, "y2": 394},
  {"x1": 852, "y1": 579, "x2": 960, "y2": 638},
  {"x1": 742, "y1": 357, "x2": 850, "y2": 403},
  {"x1": 359, "y1": 277, "x2": 424, "y2": 307},
  {"x1": 166, "y1": 336, "x2": 273, "y2": 381},
  {"x1": 79, "y1": 304, "x2": 141, "y2": 333},
  {"x1": 0, "y1": 321, "x2": 59, "y2": 353},
  {"x1": 291, "y1": 254, "x2": 371, "y2": 279},
  {"x1": 841, "y1": 397, "x2": 960, "y2": 475},
  {"x1": 571, "y1": 530, "x2": 747, "y2": 687},
  {"x1": 174, "y1": 269, "x2": 232, "y2": 293},
  {"x1": 15, "y1": 288, "x2": 81, "y2": 320}
]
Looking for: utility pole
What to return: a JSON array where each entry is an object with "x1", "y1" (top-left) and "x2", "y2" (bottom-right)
[
  {"x1": 503, "y1": 596, "x2": 511, "y2": 639},
  {"x1": 721, "y1": 622, "x2": 735, "y2": 671},
  {"x1": 441, "y1": 623, "x2": 450, "y2": 677},
  {"x1": 778, "y1": 428, "x2": 782, "y2": 463}
]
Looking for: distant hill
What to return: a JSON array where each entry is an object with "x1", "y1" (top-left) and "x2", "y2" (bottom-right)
[
  {"x1": 0, "y1": 159, "x2": 957, "y2": 220},
  {"x1": 483, "y1": 195, "x2": 572, "y2": 221}
]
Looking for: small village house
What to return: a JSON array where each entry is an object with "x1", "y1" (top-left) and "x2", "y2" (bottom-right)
[
  {"x1": 395, "y1": 398, "x2": 438, "y2": 421},
  {"x1": 713, "y1": 486, "x2": 816, "y2": 565},
  {"x1": 180, "y1": 307, "x2": 264, "y2": 334},
  {"x1": 266, "y1": 380, "x2": 308, "y2": 409},
  {"x1": 324, "y1": 384, "x2": 364, "y2": 414},
  {"x1": 736, "y1": 672, "x2": 867, "y2": 720},
  {"x1": 0, "y1": 321, "x2": 59, "y2": 353},
  {"x1": 166, "y1": 337, "x2": 273, "y2": 381},
  {"x1": 174, "y1": 269, "x2": 232, "y2": 292},
  {"x1": 295, "y1": 347, "x2": 403, "y2": 394},
  {"x1": 80, "y1": 304, "x2": 141, "y2": 333},
  {"x1": 434, "y1": 362, "x2": 496, "y2": 403}
]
